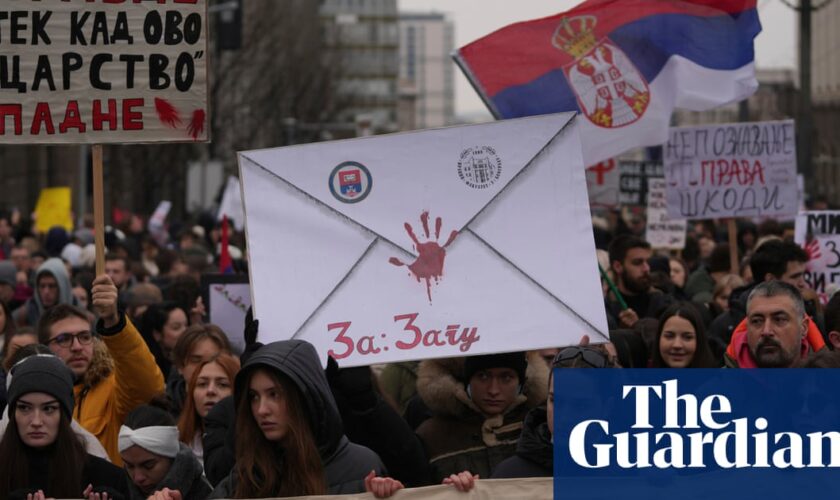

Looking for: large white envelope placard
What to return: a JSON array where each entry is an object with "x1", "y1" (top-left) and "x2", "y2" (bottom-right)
[{"x1": 239, "y1": 113, "x2": 609, "y2": 366}]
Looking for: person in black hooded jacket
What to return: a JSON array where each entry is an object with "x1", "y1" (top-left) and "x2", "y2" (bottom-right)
[{"x1": 210, "y1": 340, "x2": 395, "y2": 498}]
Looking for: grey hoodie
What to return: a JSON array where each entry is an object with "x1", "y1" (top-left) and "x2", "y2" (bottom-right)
[{"x1": 211, "y1": 340, "x2": 385, "y2": 498}]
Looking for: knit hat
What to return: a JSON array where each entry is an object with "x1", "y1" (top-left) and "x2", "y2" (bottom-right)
[
  {"x1": 0, "y1": 261, "x2": 16, "y2": 286},
  {"x1": 463, "y1": 352, "x2": 527, "y2": 384},
  {"x1": 7, "y1": 355, "x2": 75, "y2": 419}
]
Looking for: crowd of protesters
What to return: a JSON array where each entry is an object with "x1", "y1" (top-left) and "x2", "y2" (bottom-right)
[{"x1": 0, "y1": 202, "x2": 837, "y2": 499}]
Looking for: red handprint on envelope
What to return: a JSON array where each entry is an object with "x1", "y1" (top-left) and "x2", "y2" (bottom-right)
[{"x1": 390, "y1": 211, "x2": 458, "y2": 302}]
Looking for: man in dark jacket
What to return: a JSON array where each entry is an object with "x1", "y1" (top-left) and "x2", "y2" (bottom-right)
[{"x1": 605, "y1": 235, "x2": 674, "y2": 329}]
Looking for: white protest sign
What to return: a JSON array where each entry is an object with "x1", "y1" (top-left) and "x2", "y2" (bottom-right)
[
  {"x1": 646, "y1": 178, "x2": 686, "y2": 250},
  {"x1": 664, "y1": 120, "x2": 797, "y2": 219},
  {"x1": 207, "y1": 280, "x2": 251, "y2": 354},
  {"x1": 217, "y1": 176, "x2": 245, "y2": 231},
  {"x1": 794, "y1": 211, "x2": 840, "y2": 305},
  {"x1": 239, "y1": 113, "x2": 609, "y2": 367},
  {"x1": 0, "y1": 1, "x2": 208, "y2": 144},
  {"x1": 585, "y1": 159, "x2": 619, "y2": 209},
  {"x1": 148, "y1": 199, "x2": 171, "y2": 246}
]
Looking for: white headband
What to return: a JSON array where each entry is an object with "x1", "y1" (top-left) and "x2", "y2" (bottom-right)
[{"x1": 118, "y1": 425, "x2": 180, "y2": 458}]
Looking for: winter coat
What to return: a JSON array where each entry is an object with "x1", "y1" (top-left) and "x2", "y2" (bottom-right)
[
  {"x1": 378, "y1": 361, "x2": 419, "y2": 413},
  {"x1": 126, "y1": 444, "x2": 212, "y2": 500},
  {"x1": 210, "y1": 340, "x2": 385, "y2": 498},
  {"x1": 491, "y1": 407, "x2": 552, "y2": 478},
  {"x1": 415, "y1": 352, "x2": 548, "y2": 483},
  {"x1": 203, "y1": 395, "x2": 235, "y2": 486},
  {"x1": 9, "y1": 449, "x2": 128, "y2": 500},
  {"x1": 76, "y1": 314, "x2": 165, "y2": 465},
  {"x1": 604, "y1": 288, "x2": 675, "y2": 330}
]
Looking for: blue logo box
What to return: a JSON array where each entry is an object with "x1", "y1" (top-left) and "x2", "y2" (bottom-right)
[{"x1": 554, "y1": 369, "x2": 839, "y2": 499}]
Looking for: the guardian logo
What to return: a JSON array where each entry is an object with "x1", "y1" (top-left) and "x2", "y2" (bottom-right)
[
  {"x1": 555, "y1": 370, "x2": 840, "y2": 499},
  {"x1": 568, "y1": 379, "x2": 839, "y2": 469}
]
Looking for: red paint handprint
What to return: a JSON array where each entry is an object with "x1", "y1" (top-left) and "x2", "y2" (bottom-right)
[
  {"x1": 389, "y1": 211, "x2": 458, "y2": 302},
  {"x1": 804, "y1": 238, "x2": 822, "y2": 262}
]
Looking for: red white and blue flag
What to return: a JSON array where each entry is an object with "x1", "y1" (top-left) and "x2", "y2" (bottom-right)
[{"x1": 454, "y1": 0, "x2": 761, "y2": 165}]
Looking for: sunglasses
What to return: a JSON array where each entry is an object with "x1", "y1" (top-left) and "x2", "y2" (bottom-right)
[{"x1": 553, "y1": 346, "x2": 609, "y2": 368}]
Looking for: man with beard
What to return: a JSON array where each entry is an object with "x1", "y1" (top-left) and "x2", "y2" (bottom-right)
[
  {"x1": 605, "y1": 235, "x2": 674, "y2": 329},
  {"x1": 725, "y1": 280, "x2": 817, "y2": 368}
]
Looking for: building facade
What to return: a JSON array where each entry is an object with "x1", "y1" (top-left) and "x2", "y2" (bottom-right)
[{"x1": 398, "y1": 12, "x2": 456, "y2": 130}]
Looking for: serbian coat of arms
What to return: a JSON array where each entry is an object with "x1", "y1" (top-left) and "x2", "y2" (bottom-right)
[{"x1": 553, "y1": 15, "x2": 650, "y2": 129}]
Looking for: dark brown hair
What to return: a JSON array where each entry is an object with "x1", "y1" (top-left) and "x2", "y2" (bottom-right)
[
  {"x1": 0, "y1": 406, "x2": 87, "y2": 498},
  {"x1": 233, "y1": 367, "x2": 326, "y2": 498},
  {"x1": 36, "y1": 304, "x2": 91, "y2": 344},
  {"x1": 651, "y1": 302, "x2": 718, "y2": 368},
  {"x1": 178, "y1": 353, "x2": 240, "y2": 443},
  {"x1": 171, "y1": 324, "x2": 232, "y2": 369}
]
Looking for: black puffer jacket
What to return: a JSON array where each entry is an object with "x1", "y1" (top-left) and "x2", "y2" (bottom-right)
[
  {"x1": 127, "y1": 444, "x2": 212, "y2": 500},
  {"x1": 211, "y1": 340, "x2": 385, "y2": 498},
  {"x1": 491, "y1": 407, "x2": 552, "y2": 478}
]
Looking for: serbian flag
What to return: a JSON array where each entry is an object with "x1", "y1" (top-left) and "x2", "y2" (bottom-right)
[
  {"x1": 219, "y1": 215, "x2": 234, "y2": 274},
  {"x1": 454, "y1": 0, "x2": 760, "y2": 165}
]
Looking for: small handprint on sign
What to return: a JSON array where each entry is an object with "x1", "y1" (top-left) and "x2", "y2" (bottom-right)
[
  {"x1": 389, "y1": 211, "x2": 458, "y2": 302},
  {"x1": 805, "y1": 238, "x2": 822, "y2": 262}
]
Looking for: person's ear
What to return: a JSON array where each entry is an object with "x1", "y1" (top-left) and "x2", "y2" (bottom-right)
[
  {"x1": 611, "y1": 260, "x2": 623, "y2": 276},
  {"x1": 829, "y1": 331, "x2": 840, "y2": 350},
  {"x1": 763, "y1": 272, "x2": 777, "y2": 283}
]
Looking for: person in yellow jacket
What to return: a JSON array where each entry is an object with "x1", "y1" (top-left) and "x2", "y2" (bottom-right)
[{"x1": 37, "y1": 274, "x2": 165, "y2": 465}]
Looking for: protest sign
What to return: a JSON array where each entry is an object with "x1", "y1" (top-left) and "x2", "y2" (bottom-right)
[
  {"x1": 794, "y1": 211, "x2": 840, "y2": 304},
  {"x1": 664, "y1": 120, "x2": 798, "y2": 219},
  {"x1": 645, "y1": 178, "x2": 686, "y2": 250},
  {"x1": 202, "y1": 273, "x2": 250, "y2": 354},
  {"x1": 239, "y1": 113, "x2": 609, "y2": 367},
  {"x1": 34, "y1": 186, "x2": 72, "y2": 232},
  {"x1": 0, "y1": 1, "x2": 209, "y2": 144},
  {"x1": 280, "y1": 478, "x2": 551, "y2": 500},
  {"x1": 619, "y1": 160, "x2": 663, "y2": 206},
  {"x1": 585, "y1": 159, "x2": 619, "y2": 209},
  {"x1": 217, "y1": 176, "x2": 245, "y2": 231}
]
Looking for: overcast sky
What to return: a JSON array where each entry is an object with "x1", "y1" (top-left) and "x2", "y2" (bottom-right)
[{"x1": 398, "y1": 0, "x2": 796, "y2": 118}]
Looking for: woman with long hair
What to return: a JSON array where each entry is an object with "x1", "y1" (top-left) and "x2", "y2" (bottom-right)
[
  {"x1": 211, "y1": 340, "x2": 402, "y2": 498},
  {"x1": 119, "y1": 404, "x2": 212, "y2": 500},
  {"x1": 0, "y1": 355, "x2": 127, "y2": 499},
  {"x1": 178, "y1": 353, "x2": 240, "y2": 463},
  {"x1": 651, "y1": 302, "x2": 718, "y2": 368}
]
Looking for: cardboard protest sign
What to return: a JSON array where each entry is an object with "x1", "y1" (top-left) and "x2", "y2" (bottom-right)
[
  {"x1": 34, "y1": 186, "x2": 72, "y2": 232},
  {"x1": 619, "y1": 160, "x2": 663, "y2": 206},
  {"x1": 664, "y1": 120, "x2": 798, "y2": 219},
  {"x1": 239, "y1": 113, "x2": 609, "y2": 367},
  {"x1": 645, "y1": 178, "x2": 686, "y2": 250},
  {"x1": 0, "y1": 1, "x2": 208, "y2": 144},
  {"x1": 585, "y1": 159, "x2": 619, "y2": 209},
  {"x1": 202, "y1": 274, "x2": 250, "y2": 354},
  {"x1": 794, "y1": 211, "x2": 840, "y2": 304}
]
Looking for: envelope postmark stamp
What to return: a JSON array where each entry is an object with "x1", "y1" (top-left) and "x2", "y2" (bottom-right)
[
  {"x1": 329, "y1": 161, "x2": 372, "y2": 203},
  {"x1": 458, "y1": 146, "x2": 502, "y2": 189}
]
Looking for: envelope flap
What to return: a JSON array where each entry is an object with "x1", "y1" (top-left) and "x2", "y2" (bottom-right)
[{"x1": 240, "y1": 113, "x2": 576, "y2": 256}]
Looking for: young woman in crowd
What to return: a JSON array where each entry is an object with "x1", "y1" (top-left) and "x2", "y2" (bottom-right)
[
  {"x1": 652, "y1": 302, "x2": 718, "y2": 368},
  {"x1": 0, "y1": 355, "x2": 127, "y2": 498},
  {"x1": 119, "y1": 404, "x2": 212, "y2": 500},
  {"x1": 178, "y1": 353, "x2": 240, "y2": 463},
  {"x1": 211, "y1": 339, "x2": 402, "y2": 498},
  {"x1": 167, "y1": 324, "x2": 232, "y2": 416}
]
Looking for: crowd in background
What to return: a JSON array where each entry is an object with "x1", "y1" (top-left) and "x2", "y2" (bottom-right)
[{"x1": 0, "y1": 201, "x2": 836, "y2": 498}]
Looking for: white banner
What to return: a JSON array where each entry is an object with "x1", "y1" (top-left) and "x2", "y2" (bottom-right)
[
  {"x1": 664, "y1": 120, "x2": 798, "y2": 219},
  {"x1": 646, "y1": 178, "x2": 686, "y2": 250},
  {"x1": 585, "y1": 159, "x2": 619, "y2": 209},
  {"x1": 239, "y1": 113, "x2": 609, "y2": 367},
  {"x1": 0, "y1": 1, "x2": 208, "y2": 144},
  {"x1": 274, "y1": 478, "x2": 552, "y2": 500},
  {"x1": 794, "y1": 211, "x2": 840, "y2": 305},
  {"x1": 217, "y1": 176, "x2": 245, "y2": 231}
]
